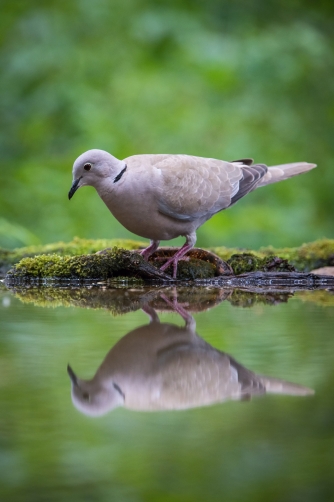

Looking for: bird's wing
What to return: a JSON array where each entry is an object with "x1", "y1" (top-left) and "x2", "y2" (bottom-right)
[
  {"x1": 156, "y1": 346, "x2": 237, "y2": 408},
  {"x1": 229, "y1": 162, "x2": 268, "y2": 205},
  {"x1": 125, "y1": 154, "x2": 268, "y2": 221},
  {"x1": 153, "y1": 155, "x2": 246, "y2": 221},
  {"x1": 127, "y1": 155, "x2": 267, "y2": 221}
]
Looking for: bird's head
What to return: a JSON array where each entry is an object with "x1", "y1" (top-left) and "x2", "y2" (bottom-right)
[
  {"x1": 68, "y1": 149, "x2": 126, "y2": 199},
  {"x1": 67, "y1": 364, "x2": 125, "y2": 417}
]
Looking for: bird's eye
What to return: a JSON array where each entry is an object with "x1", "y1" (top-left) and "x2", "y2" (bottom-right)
[
  {"x1": 82, "y1": 392, "x2": 90, "y2": 401},
  {"x1": 84, "y1": 163, "x2": 92, "y2": 171}
]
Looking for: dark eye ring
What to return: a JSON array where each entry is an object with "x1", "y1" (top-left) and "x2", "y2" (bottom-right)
[{"x1": 84, "y1": 163, "x2": 92, "y2": 171}]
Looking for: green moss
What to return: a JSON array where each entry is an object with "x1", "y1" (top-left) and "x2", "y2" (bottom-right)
[
  {"x1": 7, "y1": 251, "x2": 216, "y2": 281},
  {"x1": 7, "y1": 248, "x2": 148, "y2": 281},
  {"x1": 2, "y1": 237, "x2": 334, "y2": 281},
  {"x1": 260, "y1": 239, "x2": 334, "y2": 272},
  {"x1": 0, "y1": 237, "x2": 145, "y2": 275},
  {"x1": 227, "y1": 253, "x2": 295, "y2": 275},
  {"x1": 210, "y1": 239, "x2": 334, "y2": 273},
  {"x1": 211, "y1": 239, "x2": 334, "y2": 272}
]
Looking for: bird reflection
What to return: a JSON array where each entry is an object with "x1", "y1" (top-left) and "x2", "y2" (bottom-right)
[{"x1": 67, "y1": 298, "x2": 313, "y2": 416}]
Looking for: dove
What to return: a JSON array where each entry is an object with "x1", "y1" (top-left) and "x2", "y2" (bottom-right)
[
  {"x1": 68, "y1": 149, "x2": 316, "y2": 278},
  {"x1": 67, "y1": 304, "x2": 313, "y2": 417}
]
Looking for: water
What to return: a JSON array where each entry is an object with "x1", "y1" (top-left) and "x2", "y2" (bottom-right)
[{"x1": 1, "y1": 283, "x2": 334, "y2": 501}]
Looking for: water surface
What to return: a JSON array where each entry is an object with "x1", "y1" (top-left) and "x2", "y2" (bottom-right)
[{"x1": 1, "y1": 284, "x2": 333, "y2": 501}]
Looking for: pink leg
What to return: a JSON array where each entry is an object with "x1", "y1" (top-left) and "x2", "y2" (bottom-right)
[
  {"x1": 160, "y1": 292, "x2": 196, "y2": 330},
  {"x1": 142, "y1": 304, "x2": 160, "y2": 324},
  {"x1": 140, "y1": 240, "x2": 160, "y2": 261},
  {"x1": 160, "y1": 233, "x2": 196, "y2": 279}
]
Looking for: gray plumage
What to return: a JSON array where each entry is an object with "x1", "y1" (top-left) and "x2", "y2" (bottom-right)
[
  {"x1": 69, "y1": 150, "x2": 316, "y2": 277},
  {"x1": 67, "y1": 310, "x2": 313, "y2": 416}
]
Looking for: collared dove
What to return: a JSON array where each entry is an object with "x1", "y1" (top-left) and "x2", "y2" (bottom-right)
[
  {"x1": 67, "y1": 304, "x2": 313, "y2": 416},
  {"x1": 69, "y1": 150, "x2": 316, "y2": 278}
]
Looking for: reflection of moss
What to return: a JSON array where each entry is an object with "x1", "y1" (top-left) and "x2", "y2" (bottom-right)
[
  {"x1": 9, "y1": 285, "x2": 295, "y2": 313},
  {"x1": 10, "y1": 286, "x2": 152, "y2": 314},
  {"x1": 296, "y1": 290, "x2": 334, "y2": 307},
  {"x1": 10, "y1": 286, "x2": 224, "y2": 313},
  {"x1": 228, "y1": 289, "x2": 292, "y2": 307},
  {"x1": 0, "y1": 281, "x2": 8, "y2": 292}
]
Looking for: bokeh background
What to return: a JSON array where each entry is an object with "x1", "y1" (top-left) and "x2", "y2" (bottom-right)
[{"x1": 1, "y1": 0, "x2": 333, "y2": 250}]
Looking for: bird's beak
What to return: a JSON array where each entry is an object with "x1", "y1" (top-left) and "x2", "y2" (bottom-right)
[
  {"x1": 68, "y1": 176, "x2": 82, "y2": 200},
  {"x1": 67, "y1": 364, "x2": 78, "y2": 386}
]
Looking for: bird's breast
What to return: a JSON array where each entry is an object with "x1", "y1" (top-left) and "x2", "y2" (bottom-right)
[{"x1": 96, "y1": 174, "x2": 197, "y2": 241}]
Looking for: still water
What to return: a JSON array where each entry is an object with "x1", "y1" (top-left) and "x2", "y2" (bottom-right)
[{"x1": 1, "y1": 283, "x2": 334, "y2": 501}]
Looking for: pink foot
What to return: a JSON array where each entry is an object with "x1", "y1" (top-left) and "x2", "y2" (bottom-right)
[
  {"x1": 160, "y1": 243, "x2": 194, "y2": 279},
  {"x1": 160, "y1": 293, "x2": 195, "y2": 329}
]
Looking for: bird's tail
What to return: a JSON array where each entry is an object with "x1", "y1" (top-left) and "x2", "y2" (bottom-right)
[
  {"x1": 259, "y1": 375, "x2": 314, "y2": 396},
  {"x1": 257, "y1": 162, "x2": 316, "y2": 187}
]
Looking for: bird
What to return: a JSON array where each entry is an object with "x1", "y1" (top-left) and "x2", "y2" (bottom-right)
[
  {"x1": 68, "y1": 149, "x2": 316, "y2": 278},
  {"x1": 67, "y1": 303, "x2": 314, "y2": 417}
]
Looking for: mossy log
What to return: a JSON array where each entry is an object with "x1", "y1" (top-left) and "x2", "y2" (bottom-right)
[{"x1": 2, "y1": 237, "x2": 334, "y2": 282}]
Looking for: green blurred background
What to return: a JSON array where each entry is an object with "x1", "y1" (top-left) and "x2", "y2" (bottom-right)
[{"x1": 1, "y1": 0, "x2": 333, "y2": 251}]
